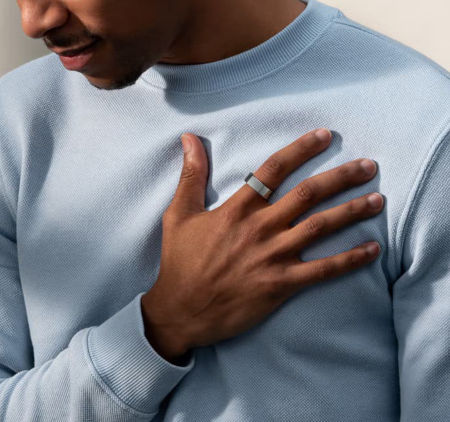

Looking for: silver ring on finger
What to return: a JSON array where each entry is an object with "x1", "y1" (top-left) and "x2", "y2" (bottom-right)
[{"x1": 244, "y1": 172, "x2": 274, "y2": 200}]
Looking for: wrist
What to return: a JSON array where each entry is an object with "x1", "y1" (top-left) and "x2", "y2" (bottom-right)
[
  {"x1": 140, "y1": 293, "x2": 191, "y2": 365},
  {"x1": 145, "y1": 327, "x2": 191, "y2": 365}
]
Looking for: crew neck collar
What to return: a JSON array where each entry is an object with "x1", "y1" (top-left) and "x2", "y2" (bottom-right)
[{"x1": 139, "y1": 0, "x2": 338, "y2": 93}]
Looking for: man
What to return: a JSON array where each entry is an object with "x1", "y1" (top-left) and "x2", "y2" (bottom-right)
[{"x1": 0, "y1": 0, "x2": 449, "y2": 420}]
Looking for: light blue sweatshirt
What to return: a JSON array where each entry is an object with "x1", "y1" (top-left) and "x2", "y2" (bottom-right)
[{"x1": 0, "y1": 0, "x2": 449, "y2": 420}]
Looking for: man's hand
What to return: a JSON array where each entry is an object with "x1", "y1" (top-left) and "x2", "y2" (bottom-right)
[{"x1": 141, "y1": 128, "x2": 384, "y2": 364}]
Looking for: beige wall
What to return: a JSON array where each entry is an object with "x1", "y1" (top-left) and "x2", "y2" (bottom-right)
[
  {"x1": 0, "y1": 1, "x2": 49, "y2": 77},
  {"x1": 321, "y1": 0, "x2": 449, "y2": 71},
  {"x1": 0, "y1": 0, "x2": 449, "y2": 77}
]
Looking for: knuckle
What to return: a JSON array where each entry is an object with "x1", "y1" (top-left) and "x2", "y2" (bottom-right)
[
  {"x1": 230, "y1": 215, "x2": 264, "y2": 245},
  {"x1": 345, "y1": 250, "x2": 361, "y2": 268},
  {"x1": 295, "y1": 181, "x2": 315, "y2": 203},
  {"x1": 265, "y1": 232, "x2": 291, "y2": 262},
  {"x1": 260, "y1": 155, "x2": 284, "y2": 179},
  {"x1": 263, "y1": 279, "x2": 286, "y2": 303},
  {"x1": 316, "y1": 260, "x2": 333, "y2": 282},
  {"x1": 298, "y1": 136, "x2": 319, "y2": 155},
  {"x1": 347, "y1": 198, "x2": 365, "y2": 216},
  {"x1": 179, "y1": 162, "x2": 198, "y2": 183},
  {"x1": 242, "y1": 221, "x2": 264, "y2": 243},
  {"x1": 252, "y1": 209, "x2": 272, "y2": 234},
  {"x1": 219, "y1": 206, "x2": 239, "y2": 226},
  {"x1": 303, "y1": 215, "x2": 326, "y2": 237},
  {"x1": 336, "y1": 163, "x2": 354, "y2": 180}
]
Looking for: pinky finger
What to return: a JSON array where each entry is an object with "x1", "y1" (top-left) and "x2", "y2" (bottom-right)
[{"x1": 281, "y1": 241, "x2": 380, "y2": 293}]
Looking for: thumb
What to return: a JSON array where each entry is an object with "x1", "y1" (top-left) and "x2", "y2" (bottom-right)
[{"x1": 172, "y1": 133, "x2": 209, "y2": 215}]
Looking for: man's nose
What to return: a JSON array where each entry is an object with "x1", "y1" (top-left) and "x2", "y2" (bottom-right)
[{"x1": 19, "y1": 0, "x2": 68, "y2": 39}]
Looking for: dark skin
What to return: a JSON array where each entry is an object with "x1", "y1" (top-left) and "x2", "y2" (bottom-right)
[
  {"x1": 16, "y1": 0, "x2": 384, "y2": 365},
  {"x1": 142, "y1": 130, "x2": 383, "y2": 365},
  {"x1": 17, "y1": 0, "x2": 306, "y2": 90}
]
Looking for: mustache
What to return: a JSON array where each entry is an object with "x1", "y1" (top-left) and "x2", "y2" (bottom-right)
[{"x1": 44, "y1": 30, "x2": 99, "y2": 49}]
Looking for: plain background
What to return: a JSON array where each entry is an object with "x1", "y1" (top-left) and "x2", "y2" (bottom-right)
[{"x1": 0, "y1": 0, "x2": 449, "y2": 77}]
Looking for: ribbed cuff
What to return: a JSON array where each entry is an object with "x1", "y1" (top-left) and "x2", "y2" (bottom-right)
[{"x1": 86, "y1": 292, "x2": 195, "y2": 415}]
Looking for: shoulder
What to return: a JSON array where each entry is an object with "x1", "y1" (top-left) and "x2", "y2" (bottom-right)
[
  {"x1": 319, "y1": 8, "x2": 450, "y2": 116},
  {"x1": 0, "y1": 52, "x2": 75, "y2": 140},
  {"x1": 318, "y1": 9, "x2": 450, "y2": 142},
  {"x1": 0, "y1": 53, "x2": 69, "y2": 114},
  {"x1": 0, "y1": 52, "x2": 64, "y2": 90},
  {"x1": 330, "y1": 11, "x2": 449, "y2": 82},
  {"x1": 326, "y1": 15, "x2": 450, "y2": 273},
  {"x1": 0, "y1": 53, "x2": 71, "y2": 178}
]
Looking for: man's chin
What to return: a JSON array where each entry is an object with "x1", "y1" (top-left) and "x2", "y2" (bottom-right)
[{"x1": 84, "y1": 72, "x2": 140, "y2": 91}]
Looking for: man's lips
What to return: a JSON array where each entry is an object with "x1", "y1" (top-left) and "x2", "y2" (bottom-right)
[
  {"x1": 57, "y1": 41, "x2": 100, "y2": 71},
  {"x1": 51, "y1": 40, "x2": 99, "y2": 57}
]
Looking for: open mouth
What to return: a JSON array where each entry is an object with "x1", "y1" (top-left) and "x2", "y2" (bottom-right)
[
  {"x1": 58, "y1": 40, "x2": 100, "y2": 71},
  {"x1": 59, "y1": 40, "x2": 99, "y2": 57}
]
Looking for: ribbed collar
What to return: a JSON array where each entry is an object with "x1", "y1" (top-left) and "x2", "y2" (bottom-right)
[{"x1": 139, "y1": 0, "x2": 338, "y2": 93}]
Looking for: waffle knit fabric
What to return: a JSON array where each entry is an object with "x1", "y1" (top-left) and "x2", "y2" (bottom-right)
[{"x1": 0, "y1": 0, "x2": 449, "y2": 420}]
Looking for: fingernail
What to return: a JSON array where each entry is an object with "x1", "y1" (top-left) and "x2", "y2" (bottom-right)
[
  {"x1": 360, "y1": 159, "x2": 376, "y2": 175},
  {"x1": 365, "y1": 242, "x2": 380, "y2": 255},
  {"x1": 181, "y1": 134, "x2": 192, "y2": 153},
  {"x1": 315, "y1": 128, "x2": 332, "y2": 143},
  {"x1": 368, "y1": 193, "x2": 383, "y2": 208}
]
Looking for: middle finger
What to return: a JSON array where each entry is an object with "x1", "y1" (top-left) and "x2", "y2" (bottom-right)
[{"x1": 264, "y1": 158, "x2": 378, "y2": 227}]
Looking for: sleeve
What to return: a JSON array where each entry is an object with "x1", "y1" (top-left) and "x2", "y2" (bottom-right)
[
  {"x1": 0, "y1": 167, "x2": 196, "y2": 420},
  {"x1": 393, "y1": 129, "x2": 450, "y2": 421}
]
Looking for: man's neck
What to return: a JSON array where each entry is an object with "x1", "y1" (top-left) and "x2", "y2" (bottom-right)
[{"x1": 158, "y1": 0, "x2": 307, "y2": 65}]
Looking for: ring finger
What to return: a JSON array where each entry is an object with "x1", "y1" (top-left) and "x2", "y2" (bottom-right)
[{"x1": 271, "y1": 192, "x2": 384, "y2": 258}]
